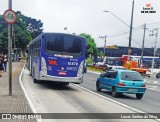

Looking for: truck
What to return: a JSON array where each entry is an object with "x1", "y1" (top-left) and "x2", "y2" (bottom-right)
[{"x1": 122, "y1": 55, "x2": 150, "y2": 76}]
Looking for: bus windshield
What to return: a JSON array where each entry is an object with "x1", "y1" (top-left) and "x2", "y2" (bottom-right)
[{"x1": 45, "y1": 34, "x2": 83, "y2": 57}]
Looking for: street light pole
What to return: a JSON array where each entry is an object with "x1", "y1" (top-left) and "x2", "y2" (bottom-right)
[
  {"x1": 103, "y1": 11, "x2": 130, "y2": 27},
  {"x1": 104, "y1": 0, "x2": 134, "y2": 61},
  {"x1": 8, "y1": 0, "x2": 12, "y2": 96},
  {"x1": 64, "y1": 27, "x2": 69, "y2": 33}
]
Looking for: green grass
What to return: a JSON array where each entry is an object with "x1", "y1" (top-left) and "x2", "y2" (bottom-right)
[{"x1": 87, "y1": 67, "x2": 103, "y2": 73}]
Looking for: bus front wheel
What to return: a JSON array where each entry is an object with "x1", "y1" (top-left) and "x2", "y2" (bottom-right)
[{"x1": 33, "y1": 68, "x2": 39, "y2": 83}]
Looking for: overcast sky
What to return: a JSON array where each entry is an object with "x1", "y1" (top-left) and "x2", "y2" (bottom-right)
[{"x1": 0, "y1": 0, "x2": 160, "y2": 48}]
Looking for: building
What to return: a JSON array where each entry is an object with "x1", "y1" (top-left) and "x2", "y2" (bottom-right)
[{"x1": 98, "y1": 46, "x2": 158, "y2": 57}]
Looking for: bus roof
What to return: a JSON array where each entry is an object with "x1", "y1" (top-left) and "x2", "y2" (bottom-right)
[{"x1": 29, "y1": 32, "x2": 86, "y2": 45}]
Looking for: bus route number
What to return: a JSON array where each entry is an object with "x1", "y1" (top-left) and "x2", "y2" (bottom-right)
[{"x1": 68, "y1": 62, "x2": 78, "y2": 66}]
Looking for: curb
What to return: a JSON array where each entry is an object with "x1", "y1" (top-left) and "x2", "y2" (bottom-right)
[{"x1": 19, "y1": 64, "x2": 42, "y2": 122}]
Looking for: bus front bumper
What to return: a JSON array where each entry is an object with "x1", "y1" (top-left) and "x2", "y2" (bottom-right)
[{"x1": 39, "y1": 71, "x2": 83, "y2": 84}]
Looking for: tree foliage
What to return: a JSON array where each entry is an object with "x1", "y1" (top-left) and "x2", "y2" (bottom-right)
[
  {"x1": 0, "y1": 15, "x2": 8, "y2": 51},
  {"x1": 97, "y1": 50, "x2": 104, "y2": 58},
  {"x1": 80, "y1": 33, "x2": 97, "y2": 58},
  {"x1": 0, "y1": 11, "x2": 43, "y2": 55}
]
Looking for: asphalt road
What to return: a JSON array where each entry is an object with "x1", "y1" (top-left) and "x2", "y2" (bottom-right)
[
  {"x1": 21, "y1": 67, "x2": 157, "y2": 122},
  {"x1": 81, "y1": 71, "x2": 160, "y2": 113}
]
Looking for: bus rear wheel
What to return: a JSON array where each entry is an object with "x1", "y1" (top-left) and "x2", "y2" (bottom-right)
[
  {"x1": 60, "y1": 82, "x2": 69, "y2": 86},
  {"x1": 33, "y1": 69, "x2": 39, "y2": 83},
  {"x1": 34, "y1": 78, "x2": 39, "y2": 83}
]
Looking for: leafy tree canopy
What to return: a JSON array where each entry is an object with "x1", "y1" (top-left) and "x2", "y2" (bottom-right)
[
  {"x1": 80, "y1": 33, "x2": 98, "y2": 58},
  {"x1": 0, "y1": 11, "x2": 43, "y2": 54}
]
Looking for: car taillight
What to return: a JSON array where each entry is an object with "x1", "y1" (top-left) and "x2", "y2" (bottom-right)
[
  {"x1": 118, "y1": 82, "x2": 125, "y2": 86},
  {"x1": 141, "y1": 84, "x2": 146, "y2": 87}
]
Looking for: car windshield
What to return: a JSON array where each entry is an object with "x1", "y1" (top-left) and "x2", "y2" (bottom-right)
[{"x1": 120, "y1": 71, "x2": 143, "y2": 81}]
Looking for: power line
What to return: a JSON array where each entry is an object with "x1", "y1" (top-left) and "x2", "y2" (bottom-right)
[
  {"x1": 107, "y1": 23, "x2": 160, "y2": 39},
  {"x1": 97, "y1": 23, "x2": 159, "y2": 40},
  {"x1": 107, "y1": 25, "x2": 143, "y2": 38},
  {"x1": 147, "y1": 22, "x2": 160, "y2": 26}
]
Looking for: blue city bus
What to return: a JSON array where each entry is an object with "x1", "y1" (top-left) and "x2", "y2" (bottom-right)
[{"x1": 28, "y1": 33, "x2": 86, "y2": 85}]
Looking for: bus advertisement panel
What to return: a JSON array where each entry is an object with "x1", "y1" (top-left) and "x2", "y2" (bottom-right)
[{"x1": 28, "y1": 33, "x2": 86, "y2": 85}]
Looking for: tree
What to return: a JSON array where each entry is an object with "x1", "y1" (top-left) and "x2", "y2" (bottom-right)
[
  {"x1": 0, "y1": 11, "x2": 43, "y2": 56},
  {"x1": 0, "y1": 15, "x2": 8, "y2": 51},
  {"x1": 80, "y1": 33, "x2": 98, "y2": 59},
  {"x1": 16, "y1": 11, "x2": 43, "y2": 39},
  {"x1": 97, "y1": 50, "x2": 104, "y2": 58}
]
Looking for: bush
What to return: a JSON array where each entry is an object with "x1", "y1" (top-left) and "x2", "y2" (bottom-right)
[{"x1": 86, "y1": 58, "x2": 93, "y2": 66}]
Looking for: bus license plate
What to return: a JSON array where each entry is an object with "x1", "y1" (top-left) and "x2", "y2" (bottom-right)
[{"x1": 58, "y1": 72, "x2": 66, "y2": 76}]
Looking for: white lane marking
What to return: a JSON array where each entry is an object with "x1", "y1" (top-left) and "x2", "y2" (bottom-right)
[
  {"x1": 148, "y1": 88, "x2": 159, "y2": 92},
  {"x1": 147, "y1": 86, "x2": 160, "y2": 92},
  {"x1": 147, "y1": 85, "x2": 160, "y2": 92},
  {"x1": 73, "y1": 84, "x2": 160, "y2": 122},
  {"x1": 73, "y1": 84, "x2": 144, "y2": 112},
  {"x1": 153, "y1": 81, "x2": 158, "y2": 84},
  {"x1": 87, "y1": 70, "x2": 101, "y2": 75},
  {"x1": 147, "y1": 85, "x2": 159, "y2": 88},
  {"x1": 148, "y1": 86, "x2": 158, "y2": 88},
  {"x1": 19, "y1": 64, "x2": 42, "y2": 122},
  {"x1": 146, "y1": 80, "x2": 160, "y2": 85},
  {"x1": 145, "y1": 79, "x2": 160, "y2": 84}
]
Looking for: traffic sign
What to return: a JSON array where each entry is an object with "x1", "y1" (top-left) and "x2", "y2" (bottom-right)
[
  {"x1": 128, "y1": 49, "x2": 131, "y2": 54},
  {"x1": 3, "y1": 9, "x2": 16, "y2": 24}
]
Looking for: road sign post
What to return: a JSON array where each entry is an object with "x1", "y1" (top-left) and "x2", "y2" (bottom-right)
[
  {"x1": 128, "y1": 48, "x2": 131, "y2": 61},
  {"x1": 3, "y1": 1, "x2": 16, "y2": 96}
]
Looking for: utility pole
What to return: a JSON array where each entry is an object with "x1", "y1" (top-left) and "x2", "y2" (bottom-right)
[
  {"x1": 128, "y1": 0, "x2": 134, "y2": 61},
  {"x1": 150, "y1": 28, "x2": 159, "y2": 75},
  {"x1": 141, "y1": 23, "x2": 146, "y2": 66},
  {"x1": 99, "y1": 35, "x2": 107, "y2": 56}
]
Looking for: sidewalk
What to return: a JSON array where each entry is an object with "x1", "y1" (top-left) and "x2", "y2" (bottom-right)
[{"x1": 0, "y1": 61, "x2": 36, "y2": 121}]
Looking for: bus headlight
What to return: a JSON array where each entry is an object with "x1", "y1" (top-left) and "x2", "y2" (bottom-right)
[
  {"x1": 41, "y1": 57, "x2": 47, "y2": 75},
  {"x1": 77, "y1": 61, "x2": 84, "y2": 77}
]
